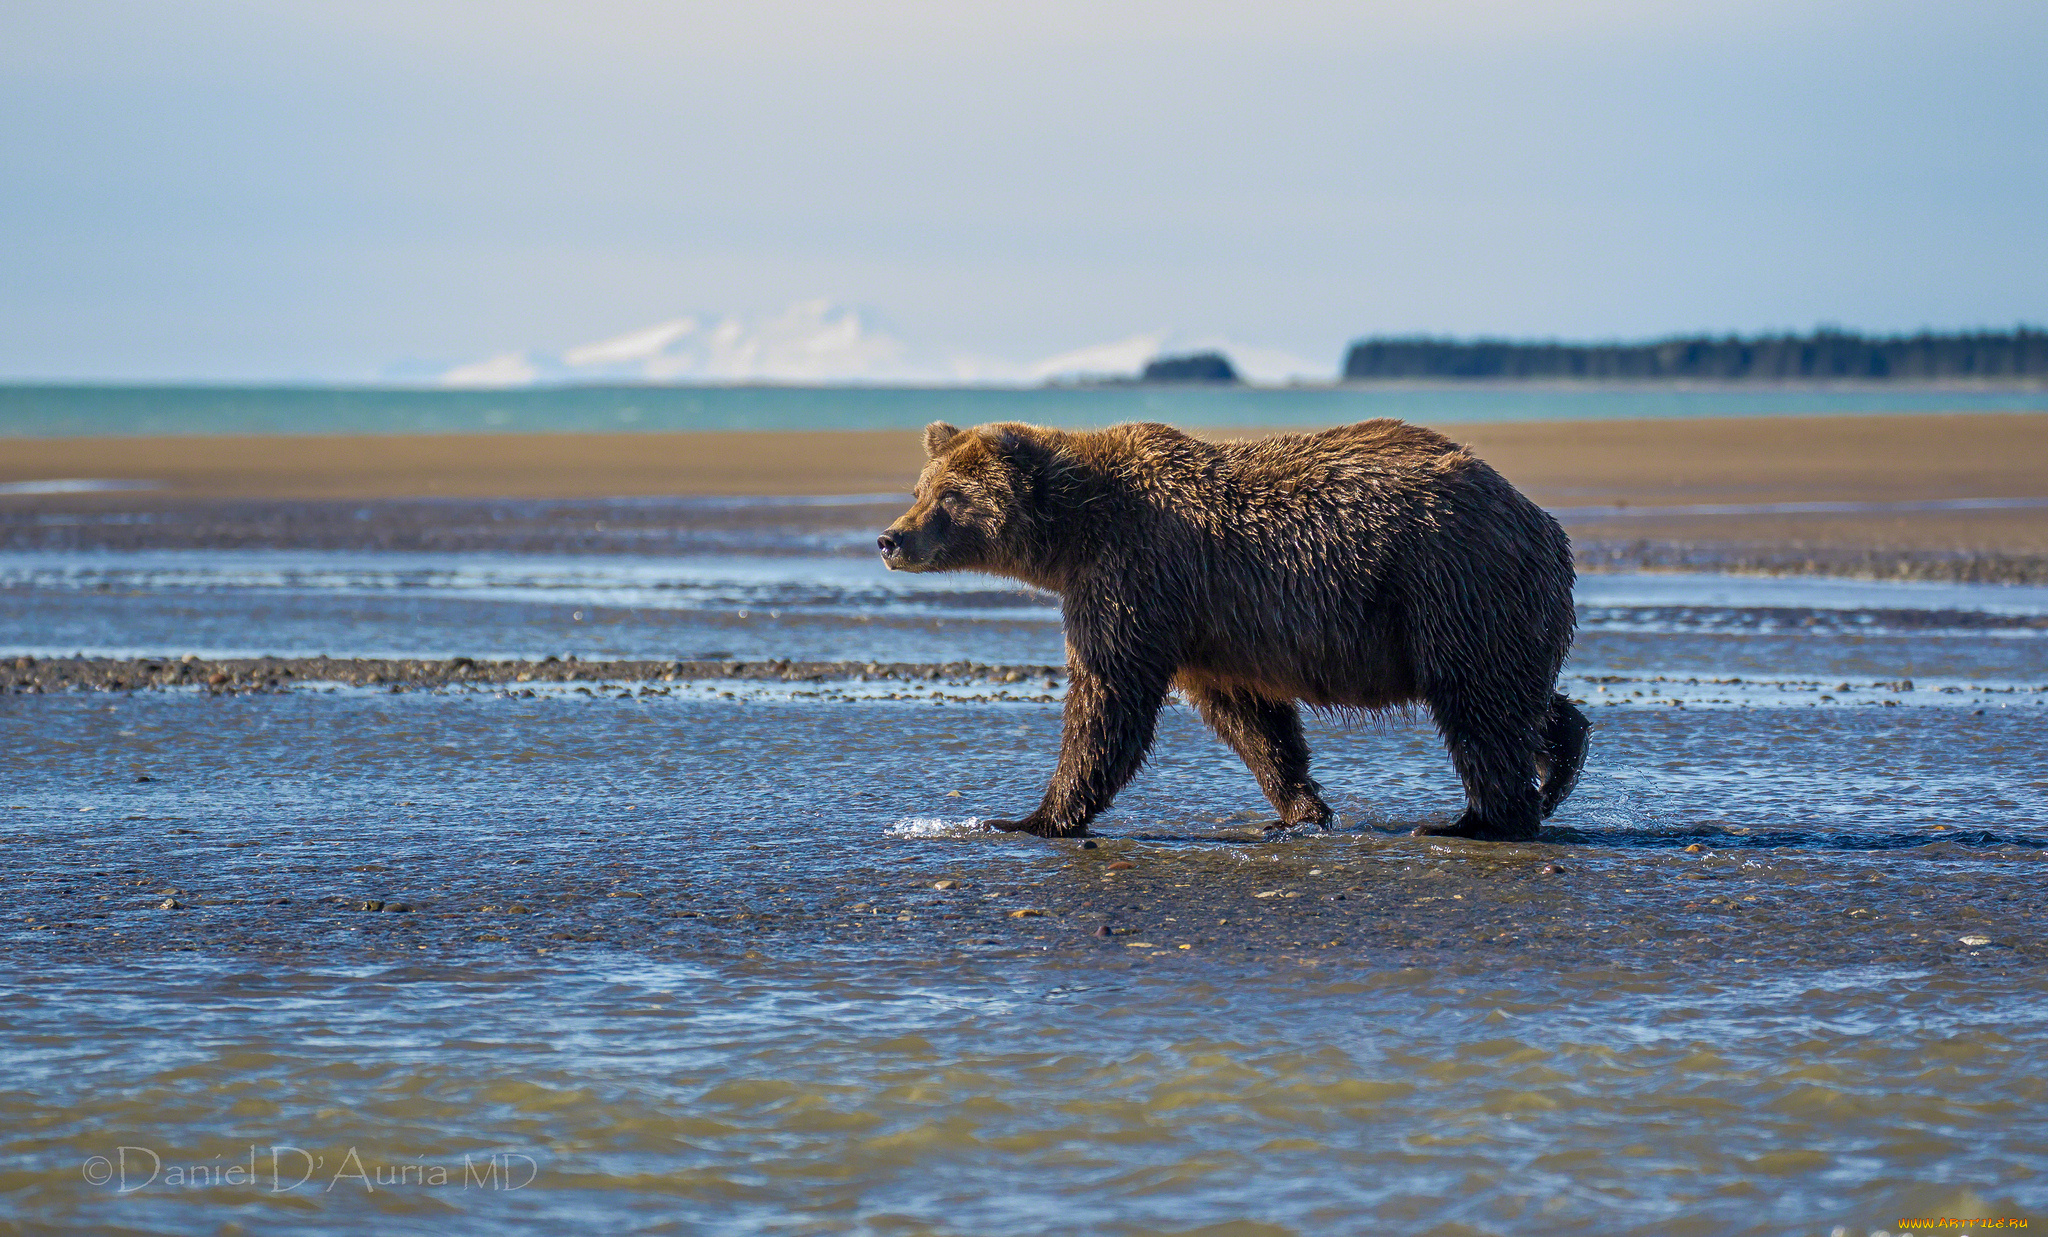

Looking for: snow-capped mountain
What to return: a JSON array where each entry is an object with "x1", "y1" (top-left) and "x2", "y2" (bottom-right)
[
  {"x1": 440, "y1": 300, "x2": 908, "y2": 387},
  {"x1": 435, "y1": 302, "x2": 1327, "y2": 387}
]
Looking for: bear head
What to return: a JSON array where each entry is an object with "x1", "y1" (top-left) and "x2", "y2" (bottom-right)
[{"x1": 877, "y1": 420, "x2": 1063, "y2": 576}]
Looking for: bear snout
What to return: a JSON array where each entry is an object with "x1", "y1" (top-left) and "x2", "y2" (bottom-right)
[{"x1": 877, "y1": 529, "x2": 924, "y2": 571}]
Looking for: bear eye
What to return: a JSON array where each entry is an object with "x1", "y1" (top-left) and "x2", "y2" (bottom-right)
[{"x1": 938, "y1": 489, "x2": 969, "y2": 513}]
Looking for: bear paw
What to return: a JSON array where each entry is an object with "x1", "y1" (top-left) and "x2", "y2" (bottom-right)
[
  {"x1": 1286, "y1": 800, "x2": 1335, "y2": 831},
  {"x1": 985, "y1": 816, "x2": 1090, "y2": 838},
  {"x1": 1412, "y1": 810, "x2": 1538, "y2": 842}
]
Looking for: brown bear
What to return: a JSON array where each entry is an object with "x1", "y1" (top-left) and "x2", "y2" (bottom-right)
[{"x1": 878, "y1": 418, "x2": 1587, "y2": 841}]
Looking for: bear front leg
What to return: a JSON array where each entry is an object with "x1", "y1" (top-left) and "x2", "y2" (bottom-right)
[
  {"x1": 985, "y1": 657, "x2": 1170, "y2": 838},
  {"x1": 1186, "y1": 685, "x2": 1333, "y2": 830}
]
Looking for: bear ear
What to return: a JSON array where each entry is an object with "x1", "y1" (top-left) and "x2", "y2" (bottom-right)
[
  {"x1": 987, "y1": 426, "x2": 1043, "y2": 465},
  {"x1": 988, "y1": 426, "x2": 1065, "y2": 500},
  {"x1": 923, "y1": 421, "x2": 964, "y2": 459}
]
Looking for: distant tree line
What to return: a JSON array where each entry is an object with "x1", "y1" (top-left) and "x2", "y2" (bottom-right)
[{"x1": 1341, "y1": 328, "x2": 2048, "y2": 381}]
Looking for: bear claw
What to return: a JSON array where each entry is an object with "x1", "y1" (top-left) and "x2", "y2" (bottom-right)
[
  {"x1": 1411, "y1": 811, "x2": 1538, "y2": 842},
  {"x1": 1262, "y1": 817, "x2": 1330, "y2": 834}
]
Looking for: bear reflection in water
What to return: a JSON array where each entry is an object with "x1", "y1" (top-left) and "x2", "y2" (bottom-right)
[{"x1": 879, "y1": 418, "x2": 1588, "y2": 841}]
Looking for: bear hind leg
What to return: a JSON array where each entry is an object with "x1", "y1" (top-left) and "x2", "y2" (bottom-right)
[
  {"x1": 1415, "y1": 693, "x2": 1543, "y2": 842},
  {"x1": 1187, "y1": 685, "x2": 1333, "y2": 830}
]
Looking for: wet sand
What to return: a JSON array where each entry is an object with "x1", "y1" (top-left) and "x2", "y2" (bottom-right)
[
  {"x1": 0, "y1": 654, "x2": 1066, "y2": 696},
  {"x1": 14, "y1": 764, "x2": 2043, "y2": 978},
  {"x1": 8, "y1": 412, "x2": 2048, "y2": 506},
  {"x1": 8, "y1": 412, "x2": 2047, "y2": 582},
  {"x1": 6, "y1": 674, "x2": 2044, "y2": 1232}
]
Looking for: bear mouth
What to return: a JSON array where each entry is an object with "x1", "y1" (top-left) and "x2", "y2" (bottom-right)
[{"x1": 878, "y1": 550, "x2": 932, "y2": 573}]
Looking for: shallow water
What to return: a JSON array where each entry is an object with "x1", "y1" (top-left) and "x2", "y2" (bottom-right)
[
  {"x1": 2, "y1": 503, "x2": 2046, "y2": 1235},
  {"x1": 6, "y1": 539, "x2": 2048, "y2": 671},
  {"x1": 8, "y1": 381, "x2": 2048, "y2": 438}
]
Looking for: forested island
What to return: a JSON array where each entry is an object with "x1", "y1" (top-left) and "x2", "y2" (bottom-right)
[
  {"x1": 1341, "y1": 328, "x2": 2048, "y2": 381},
  {"x1": 1140, "y1": 351, "x2": 1239, "y2": 383}
]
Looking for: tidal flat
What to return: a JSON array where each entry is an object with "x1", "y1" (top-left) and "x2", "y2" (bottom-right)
[{"x1": 2, "y1": 498, "x2": 2045, "y2": 1235}]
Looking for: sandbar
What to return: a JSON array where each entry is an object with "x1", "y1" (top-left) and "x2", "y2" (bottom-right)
[{"x1": 5, "y1": 412, "x2": 2046, "y2": 577}]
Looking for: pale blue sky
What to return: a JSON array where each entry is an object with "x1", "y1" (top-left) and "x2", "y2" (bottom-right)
[{"x1": 2, "y1": 0, "x2": 2043, "y2": 382}]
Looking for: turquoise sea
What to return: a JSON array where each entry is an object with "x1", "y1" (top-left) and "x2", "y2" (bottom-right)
[{"x1": 3, "y1": 382, "x2": 2046, "y2": 437}]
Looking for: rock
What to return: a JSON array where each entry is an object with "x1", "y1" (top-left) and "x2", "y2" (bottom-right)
[
  {"x1": 933, "y1": 880, "x2": 960, "y2": 890},
  {"x1": 1093, "y1": 925, "x2": 1113, "y2": 937},
  {"x1": 1008, "y1": 908, "x2": 1046, "y2": 918},
  {"x1": 1959, "y1": 935, "x2": 1991, "y2": 946},
  {"x1": 384, "y1": 902, "x2": 413, "y2": 913},
  {"x1": 1080, "y1": 840, "x2": 1098, "y2": 850},
  {"x1": 355, "y1": 900, "x2": 386, "y2": 912},
  {"x1": 1107, "y1": 860, "x2": 1135, "y2": 871},
  {"x1": 1684, "y1": 843, "x2": 1705, "y2": 853},
  {"x1": 157, "y1": 898, "x2": 183, "y2": 910},
  {"x1": 134, "y1": 774, "x2": 153, "y2": 783}
]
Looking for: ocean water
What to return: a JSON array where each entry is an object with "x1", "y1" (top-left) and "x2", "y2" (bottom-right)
[
  {"x1": 4, "y1": 381, "x2": 2048, "y2": 437},
  {"x1": 3, "y1": 501, "x2": 2046, "y2": 1235}
]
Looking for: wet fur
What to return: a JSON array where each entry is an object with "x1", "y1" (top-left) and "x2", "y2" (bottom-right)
[{"x1": 880, "y1": 418, "x2": 1588, "y2": 840}]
